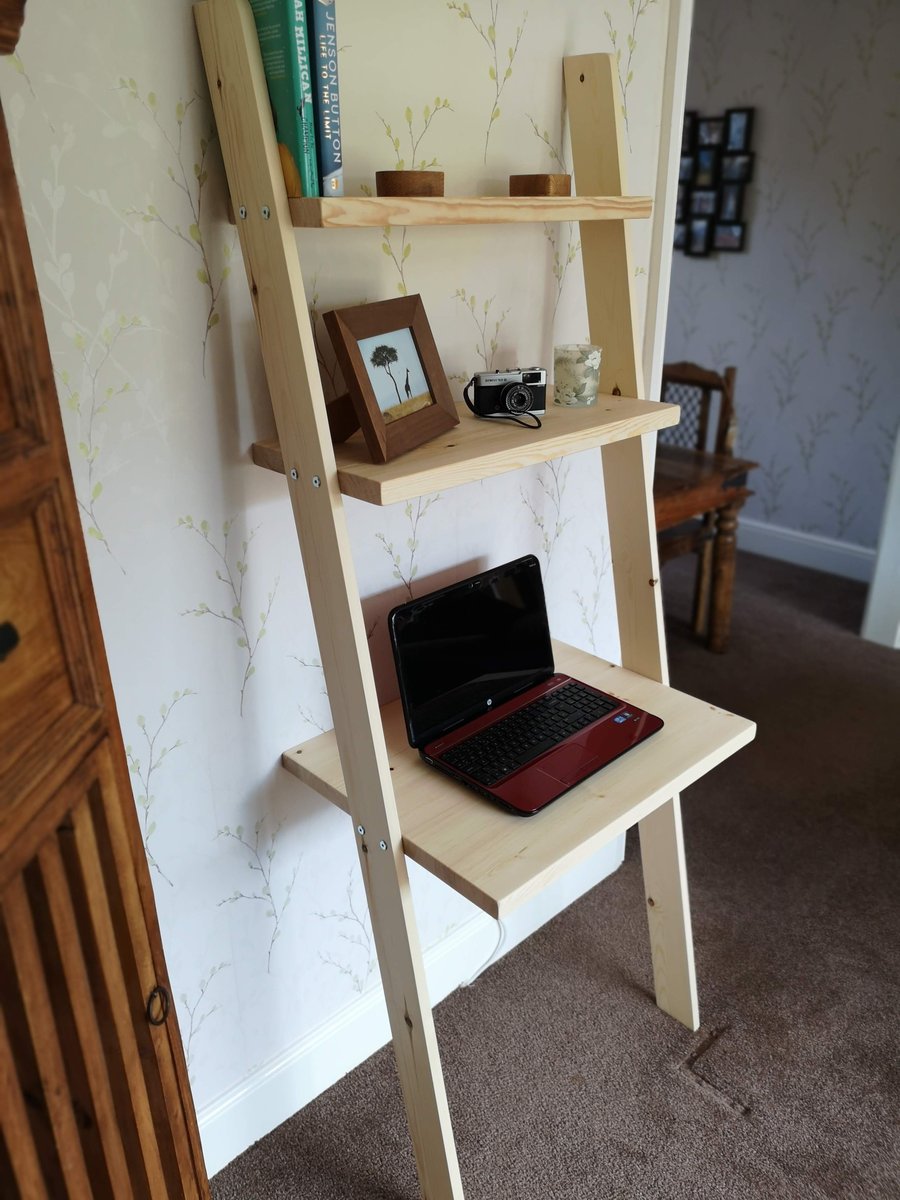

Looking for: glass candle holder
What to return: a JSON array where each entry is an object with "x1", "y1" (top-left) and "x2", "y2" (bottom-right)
[{"x1": 553, "y1": 344, "x2": 602, "y2": 407}]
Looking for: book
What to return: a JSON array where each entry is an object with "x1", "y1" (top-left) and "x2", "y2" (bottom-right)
[
  {"x1": 306, "y1": 0, "x2": 343, "y2": 196},
  {"x1": 249, "y1": 0, "x2": 319, "y2": 198}
]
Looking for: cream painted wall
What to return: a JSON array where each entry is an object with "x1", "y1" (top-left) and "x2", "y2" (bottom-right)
[
  {"x1": 2, "y1": 0, "x2": 673, "y2": 1170},
  {"x1": 665, "y1": 0, "x2": 900, "y2": 572}
]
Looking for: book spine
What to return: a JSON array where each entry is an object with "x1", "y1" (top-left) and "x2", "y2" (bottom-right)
[
  {"x1": 287, "y1": 0, "x2": 319, "y2": 198},
  {"x1": 248, "y1": 0, "x2": 319, "y2": 198},
  {"x1": 305, "y1": 0, "x2": 343, "y2": 196}
]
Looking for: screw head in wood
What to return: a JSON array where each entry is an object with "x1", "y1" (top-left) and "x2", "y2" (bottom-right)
[
  {"x1": 262, "y1": 205, "x2": 271, "y2": 219},
  {"x1": 290, "y1": 468, "x2": 298, "y2": 479},
  {"x1": 357, "y1": 824, "x2": 365, "y2": 835},
  {"x1": 312, "y1": 475, "x2": 321, "y2": 488},
  {"x1": 379, "y1": 840, "x2": 388, "y2": 851},
  {"x1": 238, "y1": 205, "x2": 247, "y2": 219}
]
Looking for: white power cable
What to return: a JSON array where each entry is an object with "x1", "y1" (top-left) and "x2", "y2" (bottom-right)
[{"x1": 462, "y1": 917, "x2": 508, "y2": 987}]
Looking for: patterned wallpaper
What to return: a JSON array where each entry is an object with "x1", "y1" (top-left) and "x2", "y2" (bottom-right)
[
  {"x1": 1, "y1": 0, "x2": 670, "y2": 1132},
  {"x1": 665, "y1": 0, "x2": 900, "y2": 549}
]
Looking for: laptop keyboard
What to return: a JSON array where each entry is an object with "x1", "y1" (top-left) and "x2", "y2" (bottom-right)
[{"x1": 440, "y1": 680, "x2": 619, "y2": 787}]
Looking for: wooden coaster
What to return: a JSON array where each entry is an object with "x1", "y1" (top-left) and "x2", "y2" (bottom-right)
[
  {"x1": 509, "y1": 173, "x2": 572, "y2": 196},
  {"x1": 375, "y1": 170, "x2": 445, "y2": 197}
]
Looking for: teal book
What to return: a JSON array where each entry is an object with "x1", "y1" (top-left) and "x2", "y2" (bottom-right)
[
  {"x1": 306, "y1": 0, "x2": 343, "y2": 196},
  {"x1": 248, "y1": 0, "x2": 319, "y2": 198}
]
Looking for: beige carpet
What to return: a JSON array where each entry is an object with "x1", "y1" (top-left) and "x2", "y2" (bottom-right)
[{"x1": 212, "y1": 552, "x2": 900, "y2": 1199}]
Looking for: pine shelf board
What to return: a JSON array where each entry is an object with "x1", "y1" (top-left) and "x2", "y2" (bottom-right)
[
  {"x1": 286, "y1": 194, "x2": 652, "y2": 228},
  {"x1": 282, "y1": 640, "x2": 756, "y2": 919},
  {"x1": 253, "y1": 395, "x2": 679, "y2": 506}
]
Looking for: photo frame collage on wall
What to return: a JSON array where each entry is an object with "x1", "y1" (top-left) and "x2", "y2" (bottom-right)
[{"x1": 676, "y1": 107, "x2": 754, "y2": 256}]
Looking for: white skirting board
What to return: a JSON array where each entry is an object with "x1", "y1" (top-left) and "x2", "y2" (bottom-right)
[
  {"x1": 199, "y1": 835, "x2": 626, "y2": 1177},
  {"x1": 862, "y1": 428, "x2": 900, "y2": 647},
  {"x1": 738, "y1": 517, "x2": 876, "y2": 583}
]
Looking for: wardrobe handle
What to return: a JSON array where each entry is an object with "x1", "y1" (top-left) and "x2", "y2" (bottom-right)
[{"x1": 146, "y1": 984, "x2": 171, "y2": 1026}]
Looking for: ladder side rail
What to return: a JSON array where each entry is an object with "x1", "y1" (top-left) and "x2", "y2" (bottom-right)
[
  {"x1": 194, "y1": 3, "x2": 465, "y2": 1194},
  {"x1": 565, "y1": 53, "x2": 699, "y2": 1031}
]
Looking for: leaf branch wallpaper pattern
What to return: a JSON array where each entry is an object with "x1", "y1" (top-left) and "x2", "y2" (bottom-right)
[
  {"x1": 126, "y1": 687, "x2": 195, "y2": 887},
  {"x1": 1, "y1": 0, "x2": 668, "y2": 1149},
  {"x1": 178, "y1": 515, "x2": 278, "y2": 715},
  {"x1": 665, "y1": 0, "x2": 899, "y2": 548},
  {"x1": 117, "y1": 79, "x2": 231, "y2": 376}
]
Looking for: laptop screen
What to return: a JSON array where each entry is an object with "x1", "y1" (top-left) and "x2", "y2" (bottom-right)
[{"x1": 389, "y1": 555, "x2": 554, "y2": 748}]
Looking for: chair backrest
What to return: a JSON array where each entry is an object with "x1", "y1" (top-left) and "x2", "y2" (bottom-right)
[{"x1": 658, "y1": 361, "x2": 737, "y2": 455}]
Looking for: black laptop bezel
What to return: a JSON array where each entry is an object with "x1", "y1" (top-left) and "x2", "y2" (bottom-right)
[{"x1": 388, "y1": 554, "x2": 555, "y2": 750}]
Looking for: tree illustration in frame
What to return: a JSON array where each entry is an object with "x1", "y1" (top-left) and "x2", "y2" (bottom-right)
[
  {"x1": 323, "y1": 294, "x2": 459, "y2": 463},
  {"x1": 370, "y1": 343, "x2": 402, "y2": 405},
  {"x1": 360, "y1": 327, "x2": 434, "y2": 424}
]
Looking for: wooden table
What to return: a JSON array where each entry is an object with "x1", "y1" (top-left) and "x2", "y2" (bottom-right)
[{"x1": 653, "y1": 444, "x2": 758, "y2": 652}]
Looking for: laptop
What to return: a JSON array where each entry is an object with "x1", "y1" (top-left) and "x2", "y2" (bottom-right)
[{"x1": 388, "y1": 554, "x2": 664, "y2": 817}]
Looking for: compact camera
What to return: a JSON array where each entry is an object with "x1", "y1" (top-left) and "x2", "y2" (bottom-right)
[{"x1": 467, "y1": 368, "x2": 547, "y2": 417}]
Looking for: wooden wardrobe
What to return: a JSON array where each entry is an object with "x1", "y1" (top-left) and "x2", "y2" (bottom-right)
[{"x1": 0, "y1": 2, "x2": 210, "y2": 1195}]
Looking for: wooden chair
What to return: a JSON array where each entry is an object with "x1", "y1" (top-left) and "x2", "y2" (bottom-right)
[{"x1": 653, "y1": 362, "x2": 756, "y2": 651}]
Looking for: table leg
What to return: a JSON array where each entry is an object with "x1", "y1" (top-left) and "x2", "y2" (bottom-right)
[
  {"x1": 692, "y1": 515, "x2": 715, "y2": 637},
  {"x1": 709, "y1": 501, "x2": 740, "y2": 653}
]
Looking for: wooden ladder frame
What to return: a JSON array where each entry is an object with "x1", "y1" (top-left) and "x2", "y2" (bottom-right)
[{"x1": 195, "y1": 4, "x2": 698, "y2": 1196}]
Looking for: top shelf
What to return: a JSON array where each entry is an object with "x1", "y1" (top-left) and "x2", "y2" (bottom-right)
[{"x1": 287, "y1": 194, "x2": 652, "y2": 228}]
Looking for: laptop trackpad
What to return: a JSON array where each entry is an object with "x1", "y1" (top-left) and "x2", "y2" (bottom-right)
[{"x1": 536, "y1": 742, "x2": 604, "y2": 786}]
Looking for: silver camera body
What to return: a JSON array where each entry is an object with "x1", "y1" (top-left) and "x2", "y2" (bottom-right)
[{"x1": 471, "y1": 368, "x2": 547, "y2": 417}]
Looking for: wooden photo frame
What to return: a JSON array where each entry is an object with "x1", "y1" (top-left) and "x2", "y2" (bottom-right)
[{"x1": 323, "y1": 294, "x2": 459, "y2": 463}]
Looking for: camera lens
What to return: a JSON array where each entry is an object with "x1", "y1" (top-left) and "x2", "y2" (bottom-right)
[{"x1": 502, "y1": 383, "x2": 534, "y2": 413}]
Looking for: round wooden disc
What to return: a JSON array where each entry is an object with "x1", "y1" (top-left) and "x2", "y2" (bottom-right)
[
  {"x1": 509, "y1": 173, "x2": 572, "y2": 197},
  {"x1": 375, "y1": 170, "x2": 445, "y2": 197}
]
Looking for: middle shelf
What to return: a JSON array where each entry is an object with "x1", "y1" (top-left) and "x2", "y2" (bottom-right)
[
  {"x1": 282, "y1": 640, "x2": 756, "y2": 918},
  {"x1": 253, "y1": 393, "x2": 679, "y2": 506}
]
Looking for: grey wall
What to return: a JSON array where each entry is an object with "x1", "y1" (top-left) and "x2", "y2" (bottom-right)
[{"x1": 665, "y1": 0, "x2": 899, "y2": 553}]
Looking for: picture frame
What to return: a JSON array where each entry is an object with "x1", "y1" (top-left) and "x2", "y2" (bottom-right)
[
  {"x1": 713, "y1": 222, "x2": 746, "y2": 252},
  {"x1": 690, "y1": 187, "x2": 719, "y2": 217},
  {"x1": 695, "y1": 146, "x2": 720, "y2": 188},
  {"x1": 676, "y1": 184, "x2": 689, "y2": 221},
  {"x1": 679, "y1": 153, "x2": 695, "y2": 183},
  {"x1": 697, "y1": 116, "x2": 725, "y2": 147},
  {"x1": 323, "y1": 294, "x2": 459, "y2": 464},
  {"x1": 719, "y1": 182, "x2": 744, "y2": 223},
  {"x1": 682, "y1": 109, "x2": 697, "y2": 153},
  {"x1": 721, "y1": 152, "x2": 755, "y2": 183},
  {"x1": 673, "y1": 222, "x2": 687, "y2": 251},
  {"x1": 724, "y1": 107, "x2": 754, "y2": 153},
  {"x1": 685, "y1": 216, "x2": 713, "y2": 257}
]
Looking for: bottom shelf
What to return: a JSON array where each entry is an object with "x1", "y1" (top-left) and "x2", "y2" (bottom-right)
[{"x1": 282, "y1": 641, "x2": 756, "y2": 918}]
